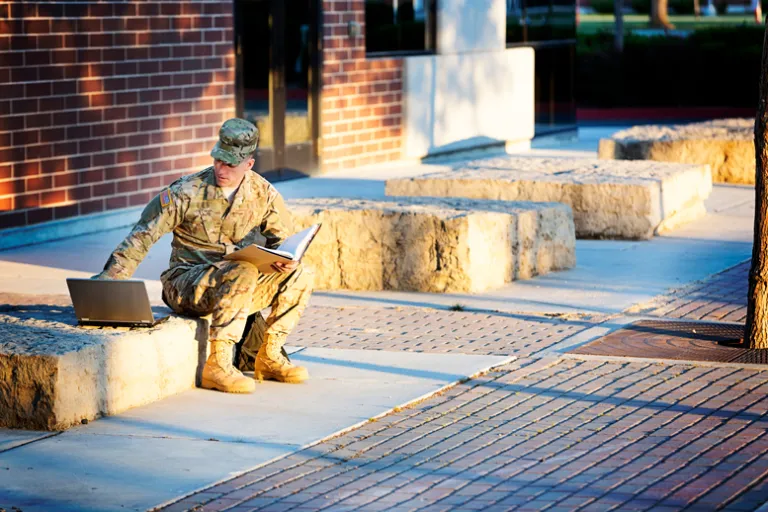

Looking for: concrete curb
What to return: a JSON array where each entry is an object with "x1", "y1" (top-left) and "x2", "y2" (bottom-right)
[{"x1": 0, "y1": 206, "x2": 142, "y2": 251}]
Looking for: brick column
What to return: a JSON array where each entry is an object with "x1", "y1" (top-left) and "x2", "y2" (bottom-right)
[
  {"x1": 0, "y1": 1, "x2": 236, "y2": 229},
  {"x1": 320, "y1": 0, "x2": 403, "y2": 172}
]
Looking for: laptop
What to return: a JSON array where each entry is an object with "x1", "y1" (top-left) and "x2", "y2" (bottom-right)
[{"x1": 66, "y1": 278, "x2": 156, "y2": 327}]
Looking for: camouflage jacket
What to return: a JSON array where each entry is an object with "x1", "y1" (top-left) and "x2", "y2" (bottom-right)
[{"x1": 100, "y1": 167, "x2": 293, "y2": 281}]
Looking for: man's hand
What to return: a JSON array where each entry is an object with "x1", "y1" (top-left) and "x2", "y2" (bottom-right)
[{"x1": 271, "y1": 260, "x2": 299, "y2": 274}]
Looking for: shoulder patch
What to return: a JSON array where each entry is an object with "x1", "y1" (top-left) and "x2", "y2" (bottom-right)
[{"x1": 160, "y1": 189, "x2": 171, "y2": 208}]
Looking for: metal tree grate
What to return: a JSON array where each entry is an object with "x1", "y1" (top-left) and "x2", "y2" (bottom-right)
[{"x1": 570, "y1": 320, "x2": 768, "y2": 365}]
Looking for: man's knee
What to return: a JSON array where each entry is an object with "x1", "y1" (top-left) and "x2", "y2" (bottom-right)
[
  {"x1": 292, "y1": 261, "x2": 315, "y2": 290},
  {"x1": 223, "y1": 260, "x2": 261, "y2": 287}
]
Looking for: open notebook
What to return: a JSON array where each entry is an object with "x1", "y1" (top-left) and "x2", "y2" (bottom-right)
[{"x1": 224, "y1": 224, "x2": 321, "y2": 272}]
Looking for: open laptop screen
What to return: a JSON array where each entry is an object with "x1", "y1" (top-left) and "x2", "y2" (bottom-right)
[{"x1": 66, "y1": 278, "x2": 155, "y2": 327}]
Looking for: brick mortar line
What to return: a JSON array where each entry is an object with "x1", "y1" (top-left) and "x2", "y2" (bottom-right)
[
  {"x1": 0, "y1": 106, "x2": 234, "y2": 134},
  {"x1": 5, "y1": 172, "x2": 201, "y2": 196},
  {"x1": 4, "y1": 16, "x2": 232, "y2": 21},
  {"x1": 5, "y1": 163, "x2": 209, "y2": 186},
  {"x1": 0, "y1": 133, "x2": 228, "y2": 158},
  {"x1": 0, "y1": 140, "x2": 226, "y2": 170},
  {"x1": 0, "y1": 164, "x2": 210, "y2": 199},
  {"x1": 2, "y1": 105, "x2": 233, "y2": 125},
  {"x1": 1, "y1": 132, "x2": 227, "y2": 154},
  {"x1": 324, "y1": 133, "x2": 401, "y2": 141},
  {"x1": 0, "y1": 87, "x2": 233, "y2": 104},
  {"x1": 0, "y1": 47, "x2": 231, "y2": 61},
  {"x1": 321, "y1": 139, "x2": 402, "y2": 153},
  {"x1": 223, "y1": 361, "x2": 644, "y2": 511},
  {"x1": 323, "y1": 112, "x2": 402, "y2": 121},
  {"x1": 1, "y1": 60, "x2": 232, "y2": 71},
  {"x1": 322, "y1": 126, "x2": 402, "y2": 137},
  {"x1": 3, "y1": 27, "x2": 233, "y2": 34},
  {"x1": 321, "y1": 78, "x2": 402, "y2": 85},
  {"x1": 4, "y1": 81, "x2": 233, "y2": 96},
  {"x1": 7, "y1": 185, "x2": 178, "y2": 210},
  {"x1": 1, "y1": 130, "x2": 399, "y2": 163},
  {"x1": 322, "y1": 72, "x2": 403, "y2": 81},
  {"x1": 0, "y1": 28, "x2": 230, "y2": 38},
  {"x1": 1, "y1": 71, "x2": 233, "y2": 88},
  {"x1": 407, "y1": 364, "x2": 724, "y2": 512},
  {"x1": 2, "y1": 94, "x2": 234, "y2": 118}
]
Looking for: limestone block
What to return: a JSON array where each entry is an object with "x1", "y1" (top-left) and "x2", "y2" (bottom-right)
[
  {"x1": 287, "y1": 197, "x2": 576, "y2": 293},
  {"x1": 0, "y1": 306, "x2": 206, "y2": 430},
  {"x1": 385, "y1": 156, "x2": 713, "y2": 240},
  {"x1": 598, "y1": 118, "x2": 754, "y2": 184}
]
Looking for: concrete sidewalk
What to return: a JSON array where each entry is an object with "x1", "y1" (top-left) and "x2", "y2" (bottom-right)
[{"x1": 1, "y1": 127, "x2": 765, "y2": 512}]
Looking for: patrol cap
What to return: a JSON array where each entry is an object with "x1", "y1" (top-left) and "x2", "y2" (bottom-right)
[{"x1": 210, "y1": 118, "x2": 259, "y2": 166}]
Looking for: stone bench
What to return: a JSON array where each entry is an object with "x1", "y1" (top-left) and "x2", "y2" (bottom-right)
[
  {"x1": 287, "y1": 197, "x2": 576, "y2": 294},
  {"x1": 1, "y1": 197, "x2": 575, "y2": 430},
  {"x1": 0, "y1": 303, "x2": 205, "y2": 430},
  {"x1": 598, "y1": 118, "x2": 753, "y2": 184},
  {"x1": 385, "y1": 156, "x2": 713, "y2": 240}
]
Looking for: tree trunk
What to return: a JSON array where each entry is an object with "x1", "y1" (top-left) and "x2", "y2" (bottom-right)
[
  {"x1": 693, "y1": 0, "x2": 700, "y2": 18},
  {"x1": 614, "y1": 0, "x2": 624, "y2": 52},
  {"x1": 650, "y1": 0, "x2": 674, "y2": 29},
  {"x1": 745, "y1": 18, "x2": 768, "y2": 350}
]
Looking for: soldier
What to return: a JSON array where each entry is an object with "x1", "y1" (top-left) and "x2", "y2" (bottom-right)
[{"x1": 95, "y1": 118, "x2": 314, "y2": 394}]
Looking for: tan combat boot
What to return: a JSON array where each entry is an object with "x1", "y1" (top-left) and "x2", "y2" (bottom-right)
[
  {"x1": 202, "y1": 340, "x2": 256, "y2": 393},
  {"x1": 254, "y1": 334, "x2": 309, "y2": 384}
]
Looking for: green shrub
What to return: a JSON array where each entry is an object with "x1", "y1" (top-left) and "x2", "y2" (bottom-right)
[{"x1": 576, "y1": 27, "x2": 763, "y2": 108}]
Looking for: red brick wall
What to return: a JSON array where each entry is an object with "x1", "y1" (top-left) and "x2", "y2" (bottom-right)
[
  {"x1": 0, "y1": 1, "x2": 236, "y2": 229},
  {"x1": 320, "y1": 0, "x2": 403, "y2": 172}
]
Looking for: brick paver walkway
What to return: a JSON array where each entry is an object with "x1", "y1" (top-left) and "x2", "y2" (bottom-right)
[
  {"x1": 630, "y1": 261, "x2": 749, "y2": 324},
  {"x1": 164, "y1": 359, "x2": 768, "y2": 512},
  {"x1": 152, "y1": 260, "x2": 768, "y2": 511},
  {"x1": 293, "y1": 308, "x2": 603, "y2": 357}
]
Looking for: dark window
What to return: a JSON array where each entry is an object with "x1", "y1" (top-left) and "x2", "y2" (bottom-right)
[
  {"x1": 534, "y1": 44, "x2": 576, "y2": 134},
  {"x1": 506, "y1": 0, "x2": 576, "y2": 136},
  {"x1": 365, "y1": 0, "x2": 437, "y2": 55},
  {"x1": 507, "y1": 0, "x2": 525, "y2": 43},
  {"x1": 506, "y1": 0, "x2": 576, "y2": 44}
]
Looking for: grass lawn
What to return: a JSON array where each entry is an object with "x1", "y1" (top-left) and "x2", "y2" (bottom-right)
[{"x1": 577, "y1": 13, "x2": 759, "y2": 34}]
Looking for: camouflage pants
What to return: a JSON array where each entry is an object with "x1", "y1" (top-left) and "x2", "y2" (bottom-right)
[{"x1": 162, "y1": 261, "x2": 314, "y2": 344}]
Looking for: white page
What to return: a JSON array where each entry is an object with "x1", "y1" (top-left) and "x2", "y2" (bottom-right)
[{"x1": 277, "y1": 225, "x2": 320, "y2": 260}]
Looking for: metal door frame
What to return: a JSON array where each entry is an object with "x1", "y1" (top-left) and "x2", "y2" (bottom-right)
[{"x1": 234, "y1": 0, "x2": 322, "y2": 181}]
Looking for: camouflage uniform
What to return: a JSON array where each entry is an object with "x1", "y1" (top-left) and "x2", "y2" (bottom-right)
[
  {"x1": 99, "y1": 119, "x2": 313, "y2": 351},
  {"x1": 100, "y1": 165, "x2": 313, "y2": 344}
]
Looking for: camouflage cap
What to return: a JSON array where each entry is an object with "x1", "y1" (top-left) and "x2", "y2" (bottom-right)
[{"x1": 210, "y1": 118, "x2": 259, "y2": 166}]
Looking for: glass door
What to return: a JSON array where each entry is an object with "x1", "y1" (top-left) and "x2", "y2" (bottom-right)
[{"x1": 235, "y1": 0, "x2": 321, "y2": 181}]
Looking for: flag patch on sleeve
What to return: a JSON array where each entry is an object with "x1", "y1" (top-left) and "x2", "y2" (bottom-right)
[{"x1": 160, "y1": 189, "x2": 171, "y2": 208}]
